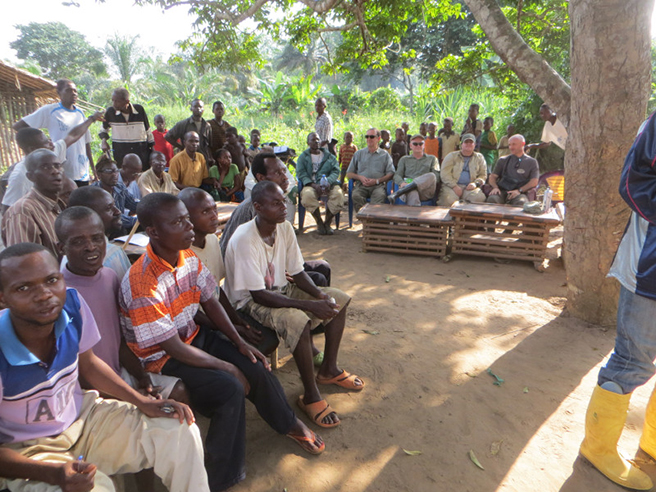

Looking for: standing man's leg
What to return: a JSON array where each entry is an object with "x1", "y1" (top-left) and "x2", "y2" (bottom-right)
[{"x1": 580, "y1": 286, "x2": 656, "y2": 490}]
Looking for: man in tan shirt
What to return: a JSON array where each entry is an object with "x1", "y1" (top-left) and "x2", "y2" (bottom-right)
[
  {"x1": 438, "y1": 133, "x2": 487, "y2": 207},
  {"x1": 139, "y1": 151, "x2": 179, "y2": 196},
  {"x1": 168, "y1": 131, "x2": 219, "y2": 190}
]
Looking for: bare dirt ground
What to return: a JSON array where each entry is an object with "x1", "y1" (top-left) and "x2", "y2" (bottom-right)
[{"x1": 225, "y1": 219, "x2": 656, "y2": 492}]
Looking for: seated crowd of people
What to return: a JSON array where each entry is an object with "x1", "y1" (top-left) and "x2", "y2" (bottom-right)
[
  {"x1": 0, "y1": 79, "x2": 563, "y2": 491},
  {"x1": 0, "y1": 81, "x2": 367, "y2": 491}
]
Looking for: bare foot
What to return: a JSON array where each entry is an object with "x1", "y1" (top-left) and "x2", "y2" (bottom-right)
[{"x1": 287, "y1": 418, "x2": 325, "y2": 454}]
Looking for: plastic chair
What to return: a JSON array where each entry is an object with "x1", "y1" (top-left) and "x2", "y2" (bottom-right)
[
  {"x1": 538, "y1": 170, "x2": 565, "y2": 203},
  {"x1": 390, "y1": 182, "x2": 437, "y2": 206},
  {"x1": 348, "y1": 179, "x2": 394, "y2": 228},
  {"x1": 297, "y1": 181, "x2": 341, "y2": 231}
]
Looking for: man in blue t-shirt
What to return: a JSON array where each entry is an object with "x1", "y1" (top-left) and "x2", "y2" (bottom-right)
[{"x1": 0, "y1": 243, "x2": 209, "y2": 492}]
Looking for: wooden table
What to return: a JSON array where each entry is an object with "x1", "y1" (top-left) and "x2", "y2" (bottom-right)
[
  {"x1": 115, "y1": 202, "x2": 240, "y2": 258},
  {"x1": 356, "y1": 203, "x2": 453, "y2": 258},
  {"x1": 447, "y1": 202, "x2": 562, "y2": 270}
]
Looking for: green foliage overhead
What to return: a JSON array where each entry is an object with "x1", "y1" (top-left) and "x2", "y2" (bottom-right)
[{"x1": 10, "y1": 22, "x2": 107, "y2": 79}]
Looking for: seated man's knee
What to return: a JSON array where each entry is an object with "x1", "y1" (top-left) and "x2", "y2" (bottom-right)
[
  {"x1": 169, "y1": 381, "x2": 191, "y2": 405},
  {"x1": 486, "y1": 194, "x2": 503, "y2": 204},
  {"x1": 438, "y1": 189, "x2": 457, "y2": 207},
  {"x1": 370, "y1": 186, "x2": 387, "y2": 204}
]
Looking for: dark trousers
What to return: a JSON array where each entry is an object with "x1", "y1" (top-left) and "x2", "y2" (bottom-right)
[
  {"x1": 304, "y1": 260, "x2": 331, "y2": 286},
  {"x1": 161, "y1": 326, "x2": 295, "y2": 492}
]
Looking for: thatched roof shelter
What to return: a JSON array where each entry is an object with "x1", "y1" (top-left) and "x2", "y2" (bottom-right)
[{"x1": 0, "y1": 61, "x2": 58, "y2": 171}]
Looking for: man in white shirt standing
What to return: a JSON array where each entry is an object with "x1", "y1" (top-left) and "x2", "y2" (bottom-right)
[
  {"x1": 526, "y1": 103, "x2": 568, "y2": 152},
  {"x1": 13, "y1": 79, "x2": 96, "y2": 185},
  {"x1": 3, "y1": 113, "x2": 102, "y2": 210}
]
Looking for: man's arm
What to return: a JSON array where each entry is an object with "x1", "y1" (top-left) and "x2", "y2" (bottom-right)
[
  {"x1": 63, "y1": 112, "x2": 103, "y2": 148},
  {"x1": 78, "y1": 348, "x2": 194, "y2": 423},
  {"x1": 296, "y1": 154, "x2": 313, "y2": 186},
  {"x1": 4, "y1": 212, "x2": 39, "y2": 247},
  {"x1": 164, "y1": 122, "x2": 184, "y2": 150},
  {"x1": 86, "y1": 144, "x2": 97, "y2": 181},
  {"x1": 118, "y1": 340, "x2": 158, "y2": 396},
  {"x1": 0, "y1": 447, "x2": 96, "y2": 491},
  {"x1": 250, "y1": 271, "x2": 338, "y2": 320},
  {"x1": 488, "y1": 173, "x2": 501, "y2": 195},
  {"x1": 158, "y1": 332, "x2": 251, "y2": 391}
]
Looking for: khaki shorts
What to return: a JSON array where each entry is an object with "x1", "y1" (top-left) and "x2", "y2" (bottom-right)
[
  {"x1": 120, "y1": 367, "x2": 180, "y2": 399},
  {"x1": 240, "y1": 284, "x2": 351, "y2": 353}
]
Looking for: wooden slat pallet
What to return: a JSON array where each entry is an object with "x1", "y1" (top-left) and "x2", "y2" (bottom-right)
[
  {"x1": 357, "y1": 203, "x2": 453, "y2": 258},
  {"x1": 447, "y1": 202, "x2": 561, "y2": 270}
]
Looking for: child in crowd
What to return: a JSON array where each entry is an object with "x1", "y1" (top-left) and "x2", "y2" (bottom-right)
[
  {"x1": 379, "y1": 129, "x2": 391, "y2": 153},
  {"x1": 425, "y1": 122, "x2": 439, "y2": 159},
  {"x1": 438, "y1": 117, "x2": 460, "y2": 161},
  {"x1": 479, "y1": 116, "x2": 498, "y2": 173},
  {"x1": 338, "y1": 131, "x2": 358, "y2": 185},
  {"x1": 224, "y1": 127, "x2": 248, "y2": 173},
  {"x1": 249, "y1": 129, "x2": 261, "y2": 151},
  {"x1": 419, "y1": 122, "x2": 428, "y2": 138},
  {"x1": 209, "y1": 148, "x2": 244, "y2": 202},
  {"x1": 152, "y1": 114, "x2": 174, "y2": 164},
  {"x1": 391, "y1": 127, "x2": 408, "y2": 168},
  {"x1": 402, "y1": 121, "x2": 411, "y2": 146},
  {"x1": 497, "y1": 123, "x2": 515, "y2": 158}
]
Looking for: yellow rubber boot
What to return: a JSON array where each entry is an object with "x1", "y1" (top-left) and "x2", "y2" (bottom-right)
[
  {"x1": 580, "y1": 385, "x2": 653, "y2": 490},
  {"x1": 640, "y1": 385, "x2": 656, "y2": 461}
]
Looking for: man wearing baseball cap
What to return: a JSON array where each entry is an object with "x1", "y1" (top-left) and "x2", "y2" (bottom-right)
[{"x1": 438, "y1": 133, "x2": 487, "y2": 207}]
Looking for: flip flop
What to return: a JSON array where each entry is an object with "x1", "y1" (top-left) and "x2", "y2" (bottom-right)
[
  {"x1": 316, "y1": 370, "x2": 365, "y2": 391},
  {"x1": 286, "y1": 430, "x2": 325, "y2": 455},
  {"x1": 313, "y1": 351, "x2": 324, "y2": 367},
  {"x1": 297, "y1": 396, "x2": 340, "y2": 428}
]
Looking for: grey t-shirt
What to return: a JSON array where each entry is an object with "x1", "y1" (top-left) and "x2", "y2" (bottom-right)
[
  {"x1": 346, "y1": 148, "x2": 395, "y2": 180},
  {"x1": 493, "y1": 154, "x2": 539, "y2": 189}
]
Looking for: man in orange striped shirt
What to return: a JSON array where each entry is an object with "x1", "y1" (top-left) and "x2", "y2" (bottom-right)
[{"x1": 119, "y1": 192, "x2": 324, "y2": 492}]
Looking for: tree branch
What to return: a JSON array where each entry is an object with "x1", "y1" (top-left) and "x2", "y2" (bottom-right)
[
  {"x1": 318, "y1": 22, "x2": 358, "y2": 32},
  {"x1": 462, "y1": 0, "x2": 571, "y2": 125}
]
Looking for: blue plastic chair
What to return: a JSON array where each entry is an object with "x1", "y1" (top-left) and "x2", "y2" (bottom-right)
[
  {"x1": 390, "y1": 182, "x2": 437, "y2": 206},
  {"x1": 297, "y1": 181, "x2": 341, "y2": 231},
  {"x1": 348, "y1": 179, "x2": 394, "y2": 228}
]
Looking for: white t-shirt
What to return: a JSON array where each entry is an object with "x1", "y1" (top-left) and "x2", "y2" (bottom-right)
[
  {"x1": 224, "y1": 219, "x2": 304, "y2": 309},
  {"x1": 191, "y1": 233, "x2": 226, "y2": 284},
  {"x1": 2, "y1": 140, "x2": 67, "y2": 207},
  {"x1": 22, "y1": 102, "x2": 92, "y2": 181},
  {"x1": 541, "y1": 117, "x2": 568, "y2": 150}
]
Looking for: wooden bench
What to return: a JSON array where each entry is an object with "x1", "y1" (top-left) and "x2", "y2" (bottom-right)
[
  {"x1": 356, "y1": 203, "x2": 453, "y2": 258},
  {"x1": 447, "y1": 202, "x2": 562, "y2": 271}
]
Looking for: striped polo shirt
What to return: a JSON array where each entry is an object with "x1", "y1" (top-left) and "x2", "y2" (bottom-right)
[
  {"x1": 118, "y1": 244, "x2": 217, "y2": 373},
  {"x1": 0, "y1": 289, "x2": 100, "y2": 444}
]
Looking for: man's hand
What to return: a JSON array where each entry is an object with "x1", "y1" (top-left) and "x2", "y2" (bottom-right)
[
  {"x1": 100, "y1": 139, "x2": 110, "y2": 152},
  {"x1": 311, "y1": 183, "x2": 323, "y2": 195},
  {"x1": 57, "y1": 460, "x2": 97, "y2": 492},
  {"x1": 237, "y1": 341, "x2": 271, "y2": 372},
  {"x1": 236, "y1": 322, "x2": 262, "y2": 346},
  {"x1": 465, "y1": 183, "x2": 477, "y2": 191},
  {"x1": 307, "y1": 298, "x2": 340, "y2": 320},
  {"x1": 399, "y1": 182, "x2": 407, "y2": 188},
  {"x1": 507, "y1": 189, "x2": 521, "y2": 200},
  {"x1": 136, "y1": 374, "x2": 162, "y2": 399},
  {"x1": 360, "y1": 177, "x2": 375, "y2": 187},
  {"x1": 489, "y1": 186, "x2": 501, "y2": 196},
  {"x1": 89, "y1": 111, "x2": 104, "y2": 123},
  {"x1": 211, "y1": 178, "x2": 221, "y2": 189},
  {"x1": 136, "y1": 397, "x2": 196, "y2": 425},
  {"x1": 452, "y1": 185, "x2": 463, "y2": 198}
]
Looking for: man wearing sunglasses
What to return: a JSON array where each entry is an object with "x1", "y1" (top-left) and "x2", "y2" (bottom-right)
[
  {"x1": 438, "y1": 133, "x2": 487, "y2": 207},
  {"x1": 388, "y1": 134, "x2": 439, "y2": 206},
  {"x1": 346, "y1": 128, "x2": 395, "y2": 212},
  {"x1": 487, "y1": 134, "x2": 539, "y2": 206}
]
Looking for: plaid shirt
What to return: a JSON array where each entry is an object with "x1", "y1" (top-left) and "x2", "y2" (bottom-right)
[
  {"x1": 315, "y1": 112, "x2": 333, "y2": 146},
  {"x1": 118, "y1": 244, "x2": 217, "y2": 373},
  {"x1": 2, "y1": 188, "x2": 66, "y2": 258}
]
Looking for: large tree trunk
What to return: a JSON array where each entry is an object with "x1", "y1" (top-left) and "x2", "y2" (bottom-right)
[
  {"x1": 462, "y1": 0, "x2": 571, "y2": 124},
  {"x1": 564, "y1": 0, "x2": 653, "y2": 325}
]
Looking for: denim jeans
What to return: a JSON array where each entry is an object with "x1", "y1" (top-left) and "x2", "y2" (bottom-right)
[{"x1": 598, "y1": 286, "x2": 656, "y2": 394}]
